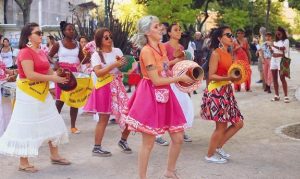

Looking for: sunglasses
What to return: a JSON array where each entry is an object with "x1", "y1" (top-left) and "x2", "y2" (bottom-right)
[
  {"x1": 223, "y1": 33, "x2": 234, "y2": 38},
  {"x1": 103, "y1": 35, "x2": 113, "y2": 41},
  {"x1": 32, "y1": 31, "x2": 43, "y2": 36}
]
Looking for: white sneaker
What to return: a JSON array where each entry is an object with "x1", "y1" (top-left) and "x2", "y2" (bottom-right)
[
  {"x1": 205, "y1": 154, "x2": 227, "y2": 164},
  {"x1": 216, "y1": 148, "x2": 230, "y2": 159}
]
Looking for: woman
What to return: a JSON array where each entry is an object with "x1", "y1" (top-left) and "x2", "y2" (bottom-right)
[
  {"x1": 270, "y1": 27, "x2": 290, "y2": 103},
  {"x1": 201, "y1": 26, "x2": 244, "y2": 164},
  {"x1": 83, "y1": 28, "x2": 132, "y2": 156},
  {"x1": 0, "y1": 38, "x2": 16, "y2": 69},
  {"x1": 41, "y1": 35, "x2": 56, "y2": 55},
  {"x1": 123, "y1": 15, "x2": 193, "y2": 179},
  {"x1": 79, "y1": 36, "x2": 88, "y2": 49},
  {"x1": 233, "y1": 29, "x2": 251, "y2": 92},
  {"x1": 164, "y1": 23, "x2": 194, "y2": 142},
  {"x1": 49, "y1": 21, "x2": 84, "y2": 134},
  {"x1": 261, "y1": 32, "x2": 273, "y2": 93},
  {"x1": 0, "y1": 23, "x2": 70, "y2": 173}
]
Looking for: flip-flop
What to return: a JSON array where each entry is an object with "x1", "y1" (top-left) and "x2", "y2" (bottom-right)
[
  {"x1": 18, "y1": 165, "x2": 38, "y2": 173},
  {"x1": 50, "y1": 158, "x2": 71, "y2": 165}
]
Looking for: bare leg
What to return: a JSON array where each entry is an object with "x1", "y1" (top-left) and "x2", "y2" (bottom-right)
[
  {"x1": 207, "y1": 122, "x2": 227, "y2": 157},
  {"x1": 55, "y1": 100, "x2": 64, "y2": 113},
  {"x1": 164, "y1": 131, "x2": 184, "y2": 178},
  {"x1": 218, "y1": 121, "x2": 244, "y2": 148},
  {"x1": 121, "y1": 125, "x2": 130, "y2": 140},
  {"x1": 70, "y1": 107, "x2": 78, "y2": 128},
  {"x1": 49, "y1": 141, "x2": 71, "y2": 164},
  {"x1": 271, "y1": 70, "x2": 279, "y2": 96},
  {"x1": 95, "y1": 114, "x2": 110, "y2": 145},
  {"x1": 139, "y1": 133, "x2": 156, "y2": 179},
  {"x1": 280, "y1": 74, "x2": 288, "y2": 97}
]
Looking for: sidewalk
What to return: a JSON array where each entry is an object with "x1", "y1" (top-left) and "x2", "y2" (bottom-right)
[{"x1": 0, "y1": 51, "x2": 299, "y2": 179}]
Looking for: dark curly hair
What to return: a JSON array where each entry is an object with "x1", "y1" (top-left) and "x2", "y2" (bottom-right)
[{"x1": 210, "y1": 26, "x2": 231, "y2": 50}]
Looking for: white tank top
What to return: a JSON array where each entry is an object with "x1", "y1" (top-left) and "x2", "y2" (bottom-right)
[
  {"x1": 57, "y1": 40, "x2": 80, "y2": 64},
  {"x1": 0, "y1": 48, "x2": 13, "y2": 68}
]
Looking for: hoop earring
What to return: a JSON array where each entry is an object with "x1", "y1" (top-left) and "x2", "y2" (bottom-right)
[
  {"x1": 26, "y1": 39, "x2": 32, "y2": 48},
  {"x1": 218, "y1": 41, "x2": 223, "y2": 49}
]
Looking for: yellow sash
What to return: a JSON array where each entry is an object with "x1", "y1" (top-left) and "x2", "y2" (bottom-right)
[
  {"x1": 95, "y1": 74, "x2": 114, "y2": 89},
  {"x1": 17, "y1": 79, "x2": 49, "y2": 102},
  {"x1": 60, "y1": 77, "x2": 93, "y2": 108},
  {"x1": 207, "y1": 81, "x2": 231, "y2": 92}
]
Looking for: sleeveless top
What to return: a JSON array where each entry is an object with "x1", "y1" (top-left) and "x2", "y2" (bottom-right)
[
  {"x1": 215, "y1": 48, "x2": 232, "y2": 76},
  {"x1": 57, "y1": 40, "x2": 80, "y2": 64},
  {"x1": 0, "y1": 47, "x2": 14, "y2": 68},
  {"x1": 164, "y1": 42, "x2": 184, "y2": 61},
  {"x1": 233, "y1": 39, "x2": 249, "y2": 61},
  {"x1": 140, "y1": 43, "x2": 168, "y2": 79}
]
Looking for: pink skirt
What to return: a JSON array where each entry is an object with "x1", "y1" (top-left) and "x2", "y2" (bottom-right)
[
  {"x1": 83, "y1": 76, "x2": 128, "y2": 123},
  {"x1": 122, "y1": 79, "x2": 187, "y2": 136}
]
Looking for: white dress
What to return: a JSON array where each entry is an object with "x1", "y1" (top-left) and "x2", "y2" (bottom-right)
[
  {"x1": 170, "y1": 84, "x2": 194, "y2": 127},
  {"x1": 0, "y1": 48, "x2": 69, "y2": 157},
  {"x1": 0, "y1": 88, "x2": 69, "y2": 157}
]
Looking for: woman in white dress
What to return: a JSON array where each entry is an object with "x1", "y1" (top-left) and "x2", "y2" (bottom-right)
[{"x1": 0, "y1": 23, "x2": 70, "y2": 173}]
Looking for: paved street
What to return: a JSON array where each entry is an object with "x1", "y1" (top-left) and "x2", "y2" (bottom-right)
[{"x1": 0, "y1": 51, "x2": 300, "y2": 179}]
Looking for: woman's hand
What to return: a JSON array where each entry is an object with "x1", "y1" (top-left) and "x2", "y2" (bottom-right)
[
  {"x1": 114, "y1": 56, "x2": 127, "y2": 68},
  {"x1": 51, "y1": 74, "x2": 69, "y2": 84},
  {"x1": 178, "y1": 72, "x2": 194, "y2": 83},
  {"x1": 229, "y1": 75, "x2": 242, "y2": 83}
]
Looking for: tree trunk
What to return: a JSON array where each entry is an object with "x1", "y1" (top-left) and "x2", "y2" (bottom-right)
[
  {"x1": 265, "y1": 0, "x2": 271, "y2": 30},
  {"x1": 22, "y1": 6, "x2": 31, "y2": 25},
  {"x1": 14, "y1": 0, "x2": 33, "y2": 25},
  {"x1": 4, "y1": 0, "x2": 8, "y2": 24},
  {"x1": 197, "y1": 0, "x2": 212, "y2": 32}
]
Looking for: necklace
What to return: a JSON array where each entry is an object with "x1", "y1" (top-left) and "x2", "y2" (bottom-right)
[{"x1": 148, "y1": 44, "x2": 163, "y2": 56}]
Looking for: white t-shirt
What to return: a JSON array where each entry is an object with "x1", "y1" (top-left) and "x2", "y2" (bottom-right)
[
  {"x1": 272, "y1": 39, "x2": 289, "y2": 57},
  {"x1": 91, "y1": 48, "x2": 123, "y2": 74}
]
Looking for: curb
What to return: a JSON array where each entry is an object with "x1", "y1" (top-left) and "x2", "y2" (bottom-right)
[
  {"x1": 275, "y1": 122, "x2": 300, "y2": 141},
  {"x1": 295, "y1": 86, "x2": 300, "y2": 101}
]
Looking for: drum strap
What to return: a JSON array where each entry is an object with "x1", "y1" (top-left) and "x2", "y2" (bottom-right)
[
  {"x1": 95, "y1": 74, "x2": 114, "y2": 89},
  {"x1": 208, "y1": 81, "x2": 230, "y2": 92},
  {"x1": 17, "y1": 79, "x2": 49, "y2": 102}
]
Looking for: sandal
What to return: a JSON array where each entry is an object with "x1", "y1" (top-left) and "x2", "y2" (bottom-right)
[
  {"x1": 18, "y1": 165, "x2": 38, "y2": 173},
  {"x1": 284, "y1": 97, "x2": 290, "y2": 103},
  {"x1": 50, "y1": 158, "x2": 71, "y2": 165},
  {"x1": 271, "y1": 96, "x2": 280, "y2": 101},
  {"x1": 164, "y1": 170, "x2": 180, "y2": 179}
]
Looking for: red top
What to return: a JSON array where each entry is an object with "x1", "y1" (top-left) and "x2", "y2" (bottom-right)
[
  {"x1": 233, "y1": 40, "x2": 249, "y2": 61},
  {"x1": 215, "y1": 48, "x2": 232, "y2": 76},
  {"x1": 17, "y1": 47, "x2": 50, "y2": 79},
  {"x1": 164, "y1": 42, "x2": 184, "y2": 61}
]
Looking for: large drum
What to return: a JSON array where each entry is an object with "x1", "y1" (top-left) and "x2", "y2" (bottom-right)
[
  {"x1": 59, "y1": 72, "x2": 93, "y2": 108},
  {"x1": 1, "y1": 82, "x2": 16, "y2": 108}
]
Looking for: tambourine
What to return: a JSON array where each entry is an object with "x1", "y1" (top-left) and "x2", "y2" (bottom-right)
[
  {"x1": 184, "y1": 50, "x2": 193, "y2": 60},
  {"x1": 56, "y1": 68, "x2": 77, "y2": 91},
  {"x1": 172, "y1": 60, "x2": 204, "y2": 93},
  {"x1": 174, "y1": 49, "x2": 193, "y2": 60},
  {"x1": 228, "y1": 60, "x2": 251, "y2": 84},
  {"x1": 118, "y1": 55, "x2": 136, "y2": 73}
]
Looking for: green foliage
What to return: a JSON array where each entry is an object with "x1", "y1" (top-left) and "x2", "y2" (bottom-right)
[
  {"x1": 216, "y1": 0, "x2": 291, "y2": 35},
  {"x1": 146, "y1": 0, "x2": 198, "y2": 24},
  {"x1": 292, "y1": 11, "x2": 300, "y2": 34},
  {"x1": 218, "y1": 8, "x2": 250, "y2": 31},
  {"x1": 287, "y1": 0, "x2": 300, "y2": 11}
]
